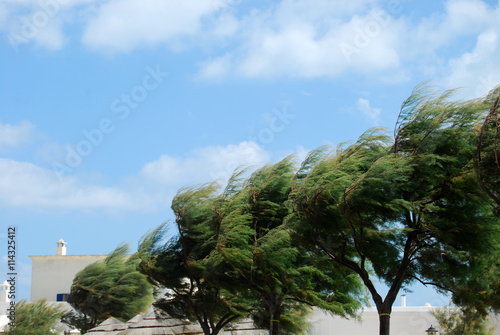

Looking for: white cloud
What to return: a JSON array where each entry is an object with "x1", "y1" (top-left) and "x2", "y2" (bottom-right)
[
  {"x1": 0, "y1": 158, "x2": 147, "y2": 212},
  {"x1": 0, "y1": 121, "x2": 35, "y2": 151},
  {"x1": 81, "y1": 0, "x2": 233, "y2": 53},
  {"x1": 398, "y1": 0, "x2": 500, "y2": 96},
  {"x1": 0, "y1": 142, "x2": 270, "y2": 213},
  {"x1": 443, "y1": 29, "x2": 500, "y2": 98},
  {"x1": 3, "y1": 0, "x2": 499, "y2": 87},
  {"x1": 198, "y1": 54, "x2": 233, "y2": 79},
  {"x1": 141, "y1": 141, "x2": 270, "y2": 186},
  {"x1": 2, "y1": 0, "x2": 98, "y2": 51},
  {"x1": 198, "y1": 1, "x2": 404, "y2": 79},
  {"x1": 356, "y1": 98, "x2": 381, "y2": 124},
  {"x1": 31, "y1": 16, "x2": 65, "y2": 50},
  {"x1": 412, "y1": 0, "x2": 490, "y2": 52}
]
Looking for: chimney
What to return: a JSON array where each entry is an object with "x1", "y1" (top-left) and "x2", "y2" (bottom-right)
[
  {"x1": 0, "y1": 281, "x2": 10, "y2": 303},
  {"x1": 401, "y1": 294, "x2": 406, "y2": 307},
  {"x1": 56, "y1": 238, "x2": 67, "y2": 256}
]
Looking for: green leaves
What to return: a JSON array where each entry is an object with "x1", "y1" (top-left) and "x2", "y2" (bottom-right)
[
  {"x1": 291, "y1": 84, "x2": 500, "y2": 335},
  {"x1": 210, "y1": 156, "x2": 365, "y2": 334},
  {"x1": 64, "y1": 244, "x2": 153, "y2": 333},
  {"x1": 476, "y1": 87, "x2": 500, "y2": 209},
  {"x1": 139, "y1": 156, "x2": 366, "y2": 335},
  {"x1": 431, "y1": 305, "x2": 496, "y2": 335},
  {"x1": 136, "y1": 84, "x2": 500, "y2": 335},
  {"x1": 138, "y1": 184, "x2": 254, "y2": 335},
  {"x1": 5, "y1": 299, "x2": 64, "y2": 335}
]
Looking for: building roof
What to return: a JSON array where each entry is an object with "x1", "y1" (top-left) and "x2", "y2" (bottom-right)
[{"x1": 88, "y1": 317, "x2": 127, "y2": 333}]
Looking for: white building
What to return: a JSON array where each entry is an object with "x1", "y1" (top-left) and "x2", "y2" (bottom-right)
[
  {"x1": 29, "y1": 239, "x2": 106, "y2": 302},
  {"x1": 26, "y1": 240, "x2": 500, "y2": 335},
  {"x1": 0, "y1": 281, "x2": 13, "y2": 331}
]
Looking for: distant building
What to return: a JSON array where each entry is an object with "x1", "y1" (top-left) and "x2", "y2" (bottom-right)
[
  {"x1": 25, "y1": 240, "x2": 500, "y2": 335},
  {"x1": 29, "y1": 239, "x2": 106, "y2": 302},
  {"x1": 0, "y1": 281, "x2": 13, "y2": 330}
]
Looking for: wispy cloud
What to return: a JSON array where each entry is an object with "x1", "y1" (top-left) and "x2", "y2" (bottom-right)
[
  {"x1": 0, "y1": 121, "x2": 35, "y2": 151},
  {"x1": 356, "y1": 98, "x2": 381, "y2": 124},
  {"x1": 407, "y1": 0, "x2": 500, "y2": 97},
  {"x1": 81, "y1": 0, "x2": 233, "y2": 54},
  {"x1": 2, "y1": 0, "x2": 500, "y2": 93},
  {"x1": 199, "y1": 0, "x2": 403, "y2": 79},
  {"x1": 0, "y1": 142, "x2": 270, "y2": 213}
]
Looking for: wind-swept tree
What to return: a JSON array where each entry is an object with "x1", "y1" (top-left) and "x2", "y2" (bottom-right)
[
  {"x1": 476, "y1": 86, "x2": 500, "y2": 208},
  {"x1": 210, "y1": 157, "x2": 365, "y2": 335},
  {"x1": 431, "y1": 305, "x2": 496, "y2": 335},
  {"x1": 138, "y1": 182, "x2": 254, "y2": 335},
  {"x1": 139, "y1": 161, "x2": 365, "y2": 335},
  {"x1": 455, "y1": 85, "x2": 500, "y2": 320},
  {"x1": 4, "y1": 299, "x2": 64, "y2": 335},
  {"x1": 290, "y1": 85, "x2": 500, "y2": 335},
  {"x1": 63, "y1": 244, "x2": 153, "y2": 333}
]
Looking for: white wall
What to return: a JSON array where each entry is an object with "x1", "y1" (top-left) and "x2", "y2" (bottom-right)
[
  {"x1": 29, "y1": 255, "x2": 107, "y2": 302},
  {"x1": 308, "y1": 306, "x2": 500, "y2": 335}
]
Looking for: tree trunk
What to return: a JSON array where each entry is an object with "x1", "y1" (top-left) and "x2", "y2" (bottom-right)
[
  {"x1": 199, "y1": 321, "x2": 212, "y2": 335},
  {"x1": 379, "y1": 313, "x2": 390, "y2": 335},
  {"x1": 269, "y1": 308, "x2": 281, "y2": 335}
]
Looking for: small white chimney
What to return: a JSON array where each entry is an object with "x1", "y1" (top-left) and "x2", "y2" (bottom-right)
[
  {"x1": 56, "y1": 238, "x2": 67, "y2": 256},
  {"x1": 401, "y1": 294, "x2": 406, "y2": 307},
  {"x1": 0, "y1": 281, "x2": 10, "y2": 303}
]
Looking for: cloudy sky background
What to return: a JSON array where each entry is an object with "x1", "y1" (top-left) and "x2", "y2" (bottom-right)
[{"x1": 1, "y1": 0, "x2": 499, "y2": 304}]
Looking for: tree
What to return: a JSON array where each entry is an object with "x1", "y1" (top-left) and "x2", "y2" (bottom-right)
[
  {"x1": 431, "y1": 305, "x2": 496, "y2": 335},
  {"x1": 476, "y1": 86, "x2": 500, "y2": 208},
  {"x1": 458, "y1": 85, "x2": 500, "y2": 318},
  {"x1": 139, "y1": 161, "x2": 365, "y2": 335},
  {"x1": 4, "y1": 299, "x2": 64, "y2": 335},
  {"x1": 138, "y1": 182, "x2": 254, "y2": 335},
  {"x1": 63, "y1": 244, "x2": 153, "y2": 334},
  {"x1": 210, "y1": 157, "x2": 365, "y2": 335},
  {"x1": 290, "y1": 85, "x2": 500, "y2": 335}
]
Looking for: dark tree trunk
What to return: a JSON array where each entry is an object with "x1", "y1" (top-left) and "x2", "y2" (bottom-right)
[
  {"x1": 379, "y1": 313, "x2": 390, "y2": 335},
  {"x1": 200, "y1": 321, "x2": 212, "y2": 335},
  {"x1": 266, "y1": 291, "x2": 282, "y2": 335},
  {"x1": 269, "y1": 307, "x2": 281, "y2": 335}
]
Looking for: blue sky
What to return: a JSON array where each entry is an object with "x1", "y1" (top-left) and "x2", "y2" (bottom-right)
[{"x1": 1, "y1": 0, "x2": 499, "y2": 306}]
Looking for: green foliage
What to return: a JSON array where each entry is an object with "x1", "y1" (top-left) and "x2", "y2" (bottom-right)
[
  {"x1": 63, "y1": 244, "x2": 153, "y2": 333},
  {"x1": 139, "y1": 158, "x2": 366, "y2": 335},
  {"x1": 476, "y1": 86, "x2": 500, "y2": 209},
  {"x1": 431, "y1": 305, "x2": 496, "y2": 335},
  {"x1": 138, "y1": 84, "x2": 500, "y2": 335},
  {"x1": 290, "y1": 84, "x2": 500, "y2": 334},
  {"x1": 4, "y1": 299, "x2": 64, "y2": 335},
  {"x1": 449, "y1": 255, "x2": 500, "y2": 316},
  {"x1": 138, "y1": 182, "x2": 254, "y2": 335},
  {"x1": 209, "y1": 157, "x2": 365, "y2": 335},
  {"x1": 251, "y1": 300, "x2": 312, "y2": 335}
]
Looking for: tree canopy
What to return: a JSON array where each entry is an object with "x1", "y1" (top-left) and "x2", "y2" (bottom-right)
[
  {"x1": 138, "y1": 182, "x2": 253, "y2": 335},
  {"x1": 476, "y1": 86, "x2": 500, "y2": 208},
  {"x1": 208, "y1": 157, "x2": 365, "y2": 335},
  {"x1": 289, "y1": 85, "x2": 500, "y2": 335},
  {"x1": 5, "y1": 299, "x2": 64, "y2": 335},
  {"x1": 139, "y1": 159, "x2": 366, "y2": 335},
  {"x1": 63, "y1": 244, "x2": 153, "y2": 334},
  {"x1": 139, "y1": 84, "x2": 500, "y2": 335},
  {"x1": 431, "y1": 305, "x2": 496, "y2": 335}
]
